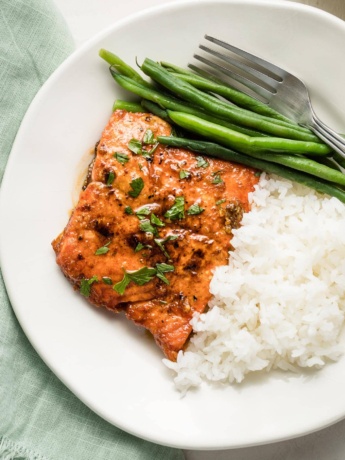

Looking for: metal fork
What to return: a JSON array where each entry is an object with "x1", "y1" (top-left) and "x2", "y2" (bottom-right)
[{"x1": 190, "y1": 35, "x2": 345, "y2": 159}]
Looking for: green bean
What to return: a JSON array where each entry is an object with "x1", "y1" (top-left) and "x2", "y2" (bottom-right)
[
  {"x1": 180, "y1": 106, "x2": 269, "y2": 138},
  {"x1": 144, "y1": 59, "x2": 295, "y2": 130},
  {"x1": 109, "y1": 70, "x2": 265, "y2": 137},
  {"x1": 157, "y1": 136, "x2": 345, "y2": 203},
  {"x1": 244, "y1": 152, "x2": 345, "y2": 186},
  {"x1": 144, "y1": 96, "x2": 268, "y2": 137},
  {"x1": 160, "y1": 61, "x2": 292, "y2": 123},
  {"x1": 109, "y1": 70, "x2": 295, "y2": 142},
  {"x1": 141, "y1": 59, "x2": 321, "y2": 142},
  {"x1": 99, "y1": 49, "x2": 152, "y2": 88},
  {"x1": 113, "y1": 99, "x2": 143, "y2": 112},
  {"x1": 110, "y1": 70, "x2": 202, "y2": 113},
  {"x1": 140, "y1": 100, "x2": 170, "y2": 121},
  {"x1": 310, "y1": 155, "x2": 343, "y2": 172},
  {"x1": 138, "y1": 100, "x2": 190, "y2": 137},
  {"x1": 167, "y1": 110, "x2": 331, "y2": 156}
]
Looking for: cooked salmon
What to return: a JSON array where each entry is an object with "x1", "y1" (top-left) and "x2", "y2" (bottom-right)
[{"x1": 52, "y1": 110, "x2": 259, "y2": 360}]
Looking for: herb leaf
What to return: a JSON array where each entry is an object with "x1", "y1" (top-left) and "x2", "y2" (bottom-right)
[
  {"x1": 156, "y1": 263, "x2": 175, "y2": 284},
  {"x1": 102, "y1": 277, "x2": 113, "y2": 285},
  {"x1": 143, "y1": 143, "x2": 159, "y2": 157},
  {"x1": 156, "y1": 272, "x2": 169, "y2": 284},
  {"x1": 179, "y1": 169, "x2": 191, "y2": 180},
  {"x1": 114, "y1": 152, "x2": 129, "y2": 165},
  {"x1": 143, "y1": 129, "x2": 155, "y2": 144},
  {"x1": 164, "y1": 196, "x2": 185, "y2": 221},
  {"x1": 95, "y1": 241, "x2": 111, "y2": 255},
  {"x1": 134, "y1": 242, "x2": 152, "y2": 252},
  {"x1": 125, "y1": 206, "x2": 134, "y2": 215},
  {"x1": 150, "y1": 213, "x2": 165, "y2": 227},
  {"x1": 156, "y1": 263, "x2": 175, "y2": 273},
  {"x1": 114, "y1": 267, "x2": 158, "y2": 295},
  {"x1": 154, "y1": 235, "x2": 178, "y2": 258},
  {"x1": 106, "y1": 171, "x2": 115, "y2": 185},
  {"x1": 135, "y1": 206, "x2": 151, "y2": 218},
  {"x1": 127, "y1": 267, "x2": 157, "y2": 285},
  {"x1": 80, "y1": 275, "x2": 98, "y2": 297},
  {"x1": 139, "y1": 218, "x2": 158, "y2": 236},
  {"x1": 134, "y1": 242, "x2": 144, "y2": 252},
  {"x1": 187, "y1": 204, "x2": 204, "y2": 215},
  {"x1": 128, "y1": 138, "x2": 142, "y2": 155},
  {"x1": 128, "y1": 177, "x2": 144, "y2": 198},
  {"x1": 212, "y1": 173, "x2": 223, "y2": 184},
  {"x1": 113, "y1": 273, "x2": 131, "y2": 295},
  {"x1": 196, "y1": 156, "x2": 209, "y2": 168},
  {"x1": 216, "y1": 198, "x2": 226, "y2": 206}
]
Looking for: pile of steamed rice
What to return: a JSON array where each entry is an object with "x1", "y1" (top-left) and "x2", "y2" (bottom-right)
[{"x1": 164, "y1": 173, "x2": 345, "y2": 391}]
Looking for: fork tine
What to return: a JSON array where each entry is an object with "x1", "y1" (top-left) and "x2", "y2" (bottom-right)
[
  {"x1": 205, "y1": 35, "x2": 285, "y2": 80},
  {"x1": 192, "y1": 53, "x2": 272, "y2": 103},
  {"x1": 199, "y1": 44, "x2": 279, "y2": 94},
  {"x1": 187, "y1": 63, "x2": 246, "y2": 104}
]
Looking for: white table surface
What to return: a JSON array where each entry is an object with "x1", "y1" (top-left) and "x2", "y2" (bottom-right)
[{"x1": 53, "y1": 0, "x2": 345, "y2": 459}]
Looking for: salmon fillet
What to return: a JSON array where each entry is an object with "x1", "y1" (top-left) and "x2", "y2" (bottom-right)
[{"x1": 52, "y1": 110, "x2": 259, "y2": 360}]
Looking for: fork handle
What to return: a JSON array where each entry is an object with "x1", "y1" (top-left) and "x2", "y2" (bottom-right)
[{"x1": 309, "y1": 112, "x2": 345, "y2": 160}]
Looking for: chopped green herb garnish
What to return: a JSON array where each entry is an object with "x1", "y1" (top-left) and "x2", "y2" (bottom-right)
[
  {"x1": 255, "y1": 171, "x2": 262, "y2": 177},
  {"x1": 179, "y1": 169, "x2": 191, "y2": 180},
  {"x1": 216, "y1": 199, "x2": 226, "y2": 206},
  {"x1": 139, "y1": 218, "x2": 158, "y2": 236},
  {"x1": 114, "y1": 152, "x2": 129, "y2": 165},
  {"x1": 156, "y1": 273, "x2": 169, "y2": 284},
  {"x1": 80, "y1": 275, "x2": 98, "y2": 297},
  {"x1": 141, "y1": 143, "x2": 158, "y2": 159},
  {"x1": 154, "y1": 235, "x2": 178, "y2": 258},
  {"x1": 145, "y1": 143, "x2": 159, "y2": 156},
  {"x1": 187, "y1": 204, "x2": 205, "y2": 215},
  {"x1": 113, "y1": 267, "x2": 157, "y2": 295},
  {"x1": 156, "y1": 263, "x2": 175, "y2": 284},
  {"x1": 128, "y1": 177, "x2": 144, "y2": 198},
  {"x1": 102, "y1": 277, "x2": 113, "y2": 285},
  {"x1": 128, "y1": 135, "x2": 157, "y2": 158},
  {"x1": 95, "y1": 241, "x2": 111, "y2": 255},
  {"x1": 156, "y1": 263, "x2": 175, "y2": 273},
  {"x1": 164, "y1": 196, "x2": 185, "y2": 221},
  {"x1": 112, "y1": 262, "x2": 175, "y2": 294},
  {"x1": 106, "y1": 171, "x2": 115, "y2": 185},
  {"x1": 113, "y1": 274, "x2": 131, "y2": 295},
  {"x1": 129, "y1": 268, "x2": 158, "y2": 284},
  {"x1": 196, "y1": 156, "x2": 209, "y2": 168},
  {"x1": 135, "y1": 242, "x2": 145, "y2": 252},
  {"x1": 143, "y1": 129, "x2": 155, "y2": 144},
  {"x1": 135, "y1": 206, "x2": 151, "y2": 217},
  {"x1": 150, "y1": 213, "x2": 165, "y2": 227},
  {"x1": 212, "y1": 173, "x2": 223, "y2": 184},
  {"x1": 125, "y1": 206, "x2": 134, "y2": 215},
  {"x1": 128, "y1": 138, "x2": 142, "y2": 155},
  {"x1": 134, "y1": 242, "x2": 152, "y2": 252}
]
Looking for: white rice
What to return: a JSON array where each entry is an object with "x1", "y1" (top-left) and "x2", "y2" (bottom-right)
[{"x1": 164, "y1": 173, "x2": 345, "y2": 391}]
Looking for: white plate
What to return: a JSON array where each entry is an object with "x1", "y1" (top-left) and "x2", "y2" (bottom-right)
[{"x1": 1, "y1": 0, "x2": 345, "y2": 450}]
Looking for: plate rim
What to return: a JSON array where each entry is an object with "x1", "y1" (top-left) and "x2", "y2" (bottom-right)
[{"x1": 1, "y1": 0, "x2": 345, "y2": 450}]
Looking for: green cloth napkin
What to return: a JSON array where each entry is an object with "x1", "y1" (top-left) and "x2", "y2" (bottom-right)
[{"x1": 0, "y1": 1, "x2": 184, "y2": 459}]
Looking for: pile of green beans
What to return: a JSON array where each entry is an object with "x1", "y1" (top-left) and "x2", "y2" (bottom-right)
[
  {"x1": 159, "y1": 61, "x2": 292, "y2": 122},
  {"x1": 99, "y1": 49, "x2": 345, "y2": 203}
]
